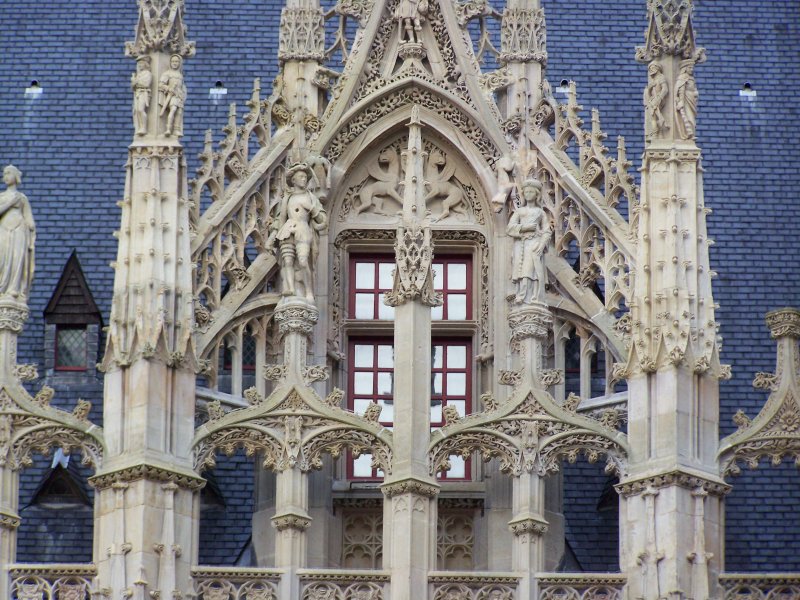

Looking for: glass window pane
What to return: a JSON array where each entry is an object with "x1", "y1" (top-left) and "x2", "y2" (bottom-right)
[
  {"x1": 377, "y1": 399, "x2": 394, "y2": 424},
  {"x1": 431, "y1": 304, "x2": 443, "y2": 321},
  {"x1": 355, "y1": 262, "x2": 375, "y2": 288},
  {"x1": 377, "y1": 372, "x2": 393, "y2": 395},
  {"x1": 353, "y1": 454, "x2": 373, "y2": 477},
  {"x1": 447, "y1": 455, "x2": 466, "y2": 478},
  {"x1": 448, "y1": 263, "x2": 467, "y2": 289},
  {"x1": 378, "y1": 263, "x2": 394, "y2": 289},
  {"x1": 432, "y1": 263, "x2": 444, "y2": 290},
  {"x1": 355, "y1": 293, "x2": 375, "y2": 319},
  {"x1": 354, "y1": 372, "x2": 373, "y2": 394},
  {"x1": 430, "y1": 400, "x2": 442, "y2": 423},
  {"x1": 447, "y1": 345, "x2": 467, "y2": 369},
  {"x1": 447, "y1": 373, "x2": 466, "y2": 396},
  {"x1": 56, "y1": 327, "x2": 86, "y2": 368},
  {"x1": 353, "y1": 398, "x2": 372, "y2": 415},
  {"x1": 377, "y1": 345, "x2": 394, "y2": 368},
  {"x1": 448, "y1": 294, "x2": 467, "y2": 320},
  {"x1": 354, "y1": 344, "x2": 374, "y2": 368},
  {"x1": 432, "y1": 346, "x2": 444, "y2": 368},
  {"x1": 432, "y1": 373, "x2": 443, "y2": 394},
  {"x1": 377, "y1": 301, "x2": 395, "y2": 320},
  {"x1": 449, "y1": 399, "x2": 466, "y2": 418}
]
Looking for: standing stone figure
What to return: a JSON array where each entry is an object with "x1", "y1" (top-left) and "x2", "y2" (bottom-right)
[
  {"x1": 395, "y1": 0, "x2": 427, "y2": 44},
  {"x1": 643, "y1": 63, "x2": 669, "y2": 140},
  {"x1": 159, "y1": 54, "x2": 187, "y2": 137},
  {"x1": 675, "y1": 59, "x2": 698, "y2": 140},
  {"x1": 507, "y1": 178, "x2": 550, "y2": 305},
  {"x1": 0, "y1": 165, "x2": 35, "y2": 300},
  {"x1": 273, "y1": 164, "x2": 328, "y2": 303},
  {"x1": 131, "y1": 56, "x2": 153, "y2": 136}
]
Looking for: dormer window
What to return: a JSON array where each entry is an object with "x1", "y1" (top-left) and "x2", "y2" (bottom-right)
[{"x1": 44, "y1": 252, "x2": 102, "y2": 378}]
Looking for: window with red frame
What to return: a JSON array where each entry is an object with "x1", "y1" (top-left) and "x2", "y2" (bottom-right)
[
  {"x1": 55, "y1": 326, "x2": 87, "y2": 371},
  {"x1": 349, "y1": 255, "x2": 472, "y2": 321},
  {"x1": 347, "y1": 338, "x2": 472, "y2": 480}
]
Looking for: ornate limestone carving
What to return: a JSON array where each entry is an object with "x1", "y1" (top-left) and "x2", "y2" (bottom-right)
[
  {"x1": 643, "y1": 63, "x2": 669, "y2": 141},
  {"x1": 131, "y1": 56, "x2": 153, "y2": 136},
  {"x1": 384, "y1": 222, "x2": 442, "y2": 308},
  {"x1": 355, "y1": 148, "x2": 404, "y2": 216},
  {"x1": 635, "y1": 0, "x2": 704, "y2": 62},
  {"x1": 0, "y1": 165, "x2": 35, "y2": 300},
  {"x1": 499, "y1": 7, "x2": 546, "y2": 65},
  {"x1": 194, "y1": 574, "x2": 279, "y2": 600},
  {"x1": 193, "y1": 387, "x2": 393, "y2": 475},
  {"x1": 507, "y1": 179, "x2": 550, "y2": 305},
  {"x1": 13, "y1": 364, "x2": 38, "y2": 382},
  {"x1": 125, "y1": 0, "x2": 196, "y2": 57},
  {"x1": 719, "y1": 308, "x2": 800, "y2": 475},
  {"x1": 0, "y1": 389, "x2": 103, "y2": 471},
  {"x1": 158, "y1": 54, "x2": 186, "y2": 137},
  {"x1": 302, "y1": 581, "x2": 384, "y2": 600},
  {"x1": 675, "y1": 59, "x2": 698, "y2": 140},
  {"x1": 431, "y1": 580, "x2": 517, "y2": 600},
  {"x1": 424, "y1": 149, "x2": 468, "y2": 221},
  {"x1": 279, "y1": 8, "x2": 325, "y2": 63},
  {"x1": 429, "y1": 388, "x2": 629, "y2": 478},
  {"x1": 272, "y1": 164, "x2": 328, "y2": 302}
]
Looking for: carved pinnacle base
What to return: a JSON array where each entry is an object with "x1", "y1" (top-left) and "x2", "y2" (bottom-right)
[
  {"x1": 509, "y1": 302, "x2": 552, "y2": 342},
  {"x1": 398, "y1": 41, "x2": 427, "y2": 62}
]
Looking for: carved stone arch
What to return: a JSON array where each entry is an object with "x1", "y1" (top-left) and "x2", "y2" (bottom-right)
[{"x1": 321, "y1": 85, "x2": 504, "y2": 188}]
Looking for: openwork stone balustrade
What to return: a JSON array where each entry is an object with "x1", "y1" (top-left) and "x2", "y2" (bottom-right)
[
  {"x1": 720, "y1": 573, "x2": 800, "y2": 599},
  {"x1": 193, "y1": 566, "x2": 283, "y2": 599},
  {"x1": 8, "y1": 563, "x2": 96, "y2": 600},
  {"x1": 537, "y1": 573, "x2": 626, "y2": 600},
  {"x1": 299, "y1": 569, "x2": 390, "y2": 599},
  {"x1": 429, "y1": 571, "x2": 520, "y2": 599}
]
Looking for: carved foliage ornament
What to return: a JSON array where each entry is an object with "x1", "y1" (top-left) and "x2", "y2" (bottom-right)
[
  {"x1": 499, "y1": 7, "x2": 547, "y2": 65},
  {"x1": 635, "y1": 0, "x2": 705, "y2": 62},
  {"x1": 279, "y1": 7, "x2": 325, "y2": 63},
  {"x1": 384, "y1": 223, "x2": 442, "y2": 307},
  {"x1": 125, "y1": 0, "x2": 196, "y2": 57}
]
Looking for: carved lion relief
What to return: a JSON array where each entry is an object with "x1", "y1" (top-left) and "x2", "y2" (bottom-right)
[{"x1": 337, "y1": 136, "x2": 486, "y2": 226}]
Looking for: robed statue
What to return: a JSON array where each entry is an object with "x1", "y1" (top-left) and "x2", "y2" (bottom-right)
[
  {"x1": 0, "y1": 165, "x2": 35, "y2": 299},
  {"x1": 507, "y1": 178, "x2": 550, "y2": 305}
]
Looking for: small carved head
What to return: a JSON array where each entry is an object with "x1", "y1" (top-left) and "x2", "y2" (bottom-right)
[
  {"x1": 169, "y1": 54, "x2": 183, "y2": 70},
  {"x1": 520, "y1": 178, "x2": 542, "y2": 204},
  {"x1": 679, "y1": 59, "x2": 695, "y2": 75},
  {"x1": 3, "y1": 165, "x2": 21, "y2": 187},
  {"x1": 287, "y1": 163, "x2": 312, "y2": 189},
  {"x1": 648, "y1": 63, "x2": 663, "y2": 77},
  {"x1": 136, "y1": 55, "x2": 151, "y2": 71}
]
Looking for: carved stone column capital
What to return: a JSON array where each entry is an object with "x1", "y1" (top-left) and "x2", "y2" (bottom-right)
[
  {"x1": 381, "y1": 477, "x2": 440, "y2": 499},
  {"x1": 0, "y1": 510, "x2": 20, "y2": 531},
  {"x1": 766, "y1": 308, "x2": 800, "y2": 339},
  {"x1": 272, "y1": 513, "x2": 312, "y2": 532},
  {"x1": 508, "y1": 516, "x2": 549, "y2": 537},
  {"x1": 0, "y1": 301, "x2": 28, "y2": 334},
  {"x1": 509, "y1": 302, "x2": 552, "y2": 342},
  {"x1": 274, "y1": 301, "x2": 319, "y2": 337}
]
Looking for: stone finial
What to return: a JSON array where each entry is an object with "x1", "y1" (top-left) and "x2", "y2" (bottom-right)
[
  {"x1": 765, "y1": 308, "x2": 800, "y2": 339},
  {"x1": 125, "y1": 0, "x2": 196, "y2": 57}
]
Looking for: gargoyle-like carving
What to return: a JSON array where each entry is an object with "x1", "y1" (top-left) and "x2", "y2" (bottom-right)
[{"x1": 13, "y1": 364, "x2": 38, "y2": 382}]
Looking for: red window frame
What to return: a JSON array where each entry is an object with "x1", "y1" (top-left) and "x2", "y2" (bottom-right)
[
  {"x1": 346, "y1": 337, "x2": 473, "y2": 481},
  {"x1": 54, "y1": 325, "x2": 88, "y2": 372},
  {"x1": 348, "y1": 254, "x2": 473, "y2": 321}
]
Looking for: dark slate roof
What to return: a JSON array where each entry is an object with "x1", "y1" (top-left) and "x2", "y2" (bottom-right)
[{"x1": 2, "y1": 0, "x2": 799, "y2": 572}]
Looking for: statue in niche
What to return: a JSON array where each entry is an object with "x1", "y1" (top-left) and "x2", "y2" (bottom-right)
[
  {"x1": 507, "y1": 178, "x2": 550, "y2": 305},
  {"x1": 424, "y1": 149, "x2": 466, "y2": 221},
  {"x1": 395, "y1": 0, "x2": 428, "y2": 44},
  {"x1": 643, "y1": 63, "x2": 668, "y2": 140},
  {"x1": 158, "y1": 54, "x2": 187, "y2": 137},
  {"x1": 355, "y1": 148, "x2": 404, "y2": 215},
  {"x1": 675, "y1": 59, "x2": 698, "y2": 140},
  {"x1": 272, "y1": 164, "x2": 328, "y2": 303},
  {"x1": 131, "y1": 56, "x2": 152, "y2": 136},
  {"x1": 0, "y1": 165, "x2": 35, "y2": 300}
]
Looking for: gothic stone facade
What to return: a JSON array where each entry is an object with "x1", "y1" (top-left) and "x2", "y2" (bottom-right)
[{"x1": 1, "y1": 1, "x2": 799, "y2": 599}]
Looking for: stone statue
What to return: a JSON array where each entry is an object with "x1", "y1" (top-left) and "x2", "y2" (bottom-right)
[
  {"x1": 273, "y1": 164, "x2": 328, "y2": 302},
  {"x1": 507, "y1": 178, "x2": 550, "y2": 305},
  {"x1": 0, "y1": 165, "x2": 35, "y2": 300},
  {"x1": 643, "y1": 63, "x2": 668, "y2": 140},
  {"x1": 491, "y1": 152, "x2": 516, "y2": 212},
  {"x1": 395, "y1": 0, "x2": 427, "y2": 44},
  {"x1": 675, "y1": 59, "x2": 698, "y2": 140},
  {"x1": 131, "y1": 56, "x2": 152, "y2": 136},
  {"x1": 158, "y1": 54, "x2": 187, "y2": 137}
]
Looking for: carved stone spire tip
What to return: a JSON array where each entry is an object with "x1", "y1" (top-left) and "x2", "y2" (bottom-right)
[{"x1": 765, "y1": 308, "x2": 800, "y2": 339}]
